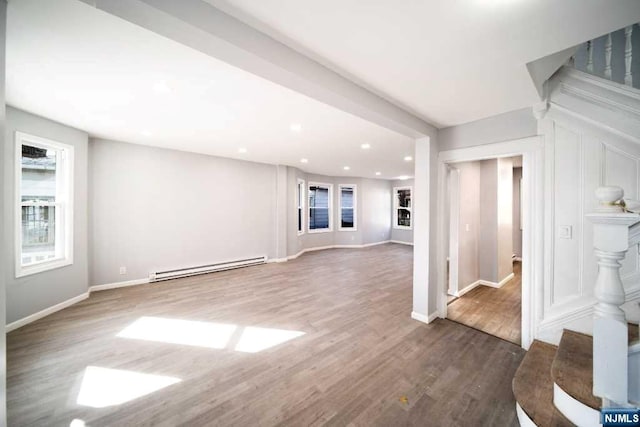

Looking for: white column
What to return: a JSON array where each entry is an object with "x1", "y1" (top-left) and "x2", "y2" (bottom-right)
[
  {"x1": 274, "y1": 165, "x2": 288, "y2": 261},
  {"x1": 0, "y1": 1, "x2": 7, "y2": 423},
  {"x1": 412, "y1": 136, "x2": 431, "y2": 323},
  {"x1": 587, "y1": 186, "x2": 639, "y2": 406}
]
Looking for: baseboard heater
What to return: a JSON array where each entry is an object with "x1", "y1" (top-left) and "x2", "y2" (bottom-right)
[{"x1": 149, "y1": 256, "x2": 267, "y2": 282}]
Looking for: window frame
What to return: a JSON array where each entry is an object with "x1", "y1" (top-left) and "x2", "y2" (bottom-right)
[
  {"x1": 296, "y1": 178, "x2": 305, "y2": 236},
  {"x1": 393, "y1": 186, "x2": 412, "y2": 230},
  {"x1": 15, "y1": 131, "x2": 74, "y2": 278},
  {"x1": 308, "y1": 181, "x2": 333, "y2": 233},
  {"x1": 338, "y1": 184, "x2": 357, "y2": 231}
]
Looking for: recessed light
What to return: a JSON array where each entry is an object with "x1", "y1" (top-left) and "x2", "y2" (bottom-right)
[
  {"x1": 290, "y1": 123, "x2": 302, "y2": 133},
  {"x1": 343, "y1": 166, "x2": 350, "y2": 171},
  {"x1": 152, "y1": 80, "x2": 171, "y2": 93},
  {"x1": 238, "y1": 148, "x2": 247, "y2": 153},
  {"x1": 361, "y1": 143, "x2": 371, "y2": 149},
  {"x1": 375, "y1": 172, "x2": 381, "y2": 176},
  {"x1": 398, "y1": 175, "x2": 410, "y2": 180},
  {"x1": 300, "y1": 158, "x2": 309, "y2": 163},
  {"x1": 404, "y1": 156, "x2": 413, "y2": 161},
  {"x1": 141, "y1": 130, "x2": 152, "y2": 137}
]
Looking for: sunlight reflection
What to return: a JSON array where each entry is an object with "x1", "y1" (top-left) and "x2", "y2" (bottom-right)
[
  {"x1": 117, "y1": 316, "x2": 236, "y2": 349},
  {"x1": 70, "y1": 420, "x2": 85, "y2": 427},
  {"x1": 116, "y1": 316, "x2": 305, "y2": 353},
  {"x1": 235, "y1": 326, "x2": 305, "y2": 353},
  {"x1": 77, "y1": 366, "x2": 180, "y2": 408}
]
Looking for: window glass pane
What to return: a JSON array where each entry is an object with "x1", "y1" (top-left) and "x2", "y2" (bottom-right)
[
  {"x1": 397, "y1": 208, "x2": 411, "y2": 227},
  {"x1": 21, "y1": 144, "x2": 57, "y2": 203},
  {"x1": 340, "y1": 187, "x2": 354, "y2": 208},
  {"x1": 397, "y1": 189, "x2": 411, "y2": 208},
  {"x1": 309, "y1": 208, "x2": 329, "y2": 229},
  {"x1": 341, "y1": 208, "x2": 354, "y2": 228},
  {"x1": 298, "y1": 208, "x2": 302, "y2": 232},
  {"x1": 22, "y1": 205, "x2": 56, "y2": 265},
  {"x1": 309, "y1": 186, "x2": 329, "y2": 209}
]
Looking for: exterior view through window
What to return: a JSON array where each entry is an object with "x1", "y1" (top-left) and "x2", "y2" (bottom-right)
[
  {"x1": 17, "y1": 132, "x2": 73, "y2": 277},
  {"x1": 308, "y1": 183, "x2": 332, "y2": 231},
  {"x1": 393, "y1": 186, "x2": 412, "y2": 229},
  {"x1": 339, "y1": 185, "x2": 356, "y2": 229}
]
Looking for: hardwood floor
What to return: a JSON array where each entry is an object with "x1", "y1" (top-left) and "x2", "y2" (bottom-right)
[
  {"x1": 8, "y1": 244, "x2": 524, "y2": 426},
  {"x1": 447, "y1": 262, "x2": 522, "y2": 345}
]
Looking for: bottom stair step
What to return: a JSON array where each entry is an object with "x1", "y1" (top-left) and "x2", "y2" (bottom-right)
[{"x1": 513, "y1": 340, "x2": 574, "y2": 426}]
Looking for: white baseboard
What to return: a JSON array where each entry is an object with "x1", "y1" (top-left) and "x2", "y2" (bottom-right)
[
  {"x1": 267, "y1": 257, "x2": 288, "y2": 263},
  {"x1": 411, "y1": 311, "x2": 439, "y2": 324},
  {"x1": 8, "y1": 277, "x2": 150, "y2": 332},
  {"x1": 479, "y1": 273, "x2": 515, "y2": 289},
  {"x1": 89, "y1": 278, "x2": 149, "y2": 292},
  {"x1": 515, "y1": 403, "x2": 537, "y2": 427},
  {"x1": 6, "y1": 292, "x2": 90, "y2": 333},
  {"x1": 287, "y1": 241, "x2": 392, "y2": 260},
  {"x1": 456, "y1": 280, "x2": 482, "y2": 297},
  {"x1": 553, "y1": 383, "x2": 600, "y2": 427},
  {"x1": 390, "y1": 240, "x2": 413, "y2": 246}
]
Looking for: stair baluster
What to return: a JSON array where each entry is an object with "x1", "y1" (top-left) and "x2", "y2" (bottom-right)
[
  {"x1": 587, "y1": 186, "x2": 639, "y2": 406},
  {"x1": 605, "y1": 33, "x2": 613, "y2": 80},
  {"x1": 625, "y1": 25, "x2": 634, "y2": 87}
]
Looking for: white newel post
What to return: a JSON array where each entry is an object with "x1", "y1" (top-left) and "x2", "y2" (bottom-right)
[{"x1": 587, "y1": 186, "x2": 638, "y2": 406}]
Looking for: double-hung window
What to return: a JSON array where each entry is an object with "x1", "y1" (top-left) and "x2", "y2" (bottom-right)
[
  {"x1": 393, "y1": 186, "x2": 412, "y2": 229},
  {"x1": 308, "y1": 182, "x2": 332, "y2": 232},
  {"x1": 16, "y1": 132, "x2": 74, "y2": 277},
  {"x1": 297, "y1": 179, "x2": 305, "y2": 235},
  {"x1": 339, "y1": 184, "x2": 356, "y2": 230}
]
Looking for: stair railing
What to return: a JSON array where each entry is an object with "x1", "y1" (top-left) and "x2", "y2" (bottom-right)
[{"x1": 587, "y1": 186, "x2": 640, "y2": 406}]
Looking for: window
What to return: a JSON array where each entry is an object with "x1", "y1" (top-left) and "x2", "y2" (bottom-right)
[
  {"x1": 393, "y1": 186, "x2": 412, "y2": 229},
  {"x1": 339, "y1": 184, "x2": 356, "y2": 230},
  {"x1": 16, "y1": 132, "x2": 74, "y2": 277},
  {"x1": 296, "y1": 179, "x2": 305, "y2": 235},
  {"x1": 308, "y1": 182, "x2": 332, "y2": 232}
]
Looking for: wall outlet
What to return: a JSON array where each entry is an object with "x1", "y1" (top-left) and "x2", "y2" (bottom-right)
[
  {"x1": 559, "y1": 225, "x2": 572, "y2": 239},
  {"x1": 119, "y1": 266, "x2": 126, "y2": 275}
]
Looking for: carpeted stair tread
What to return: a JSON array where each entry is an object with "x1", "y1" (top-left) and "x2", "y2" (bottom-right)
[
  {"x1": 513, "y1": 340, "x2": 574, "y2": 427},
  {"x1": 551, "y1": 330, "x2": 601, "y2": 410}
]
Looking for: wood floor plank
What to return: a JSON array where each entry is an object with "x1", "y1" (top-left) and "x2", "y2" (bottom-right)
[
  {"x1": 7, "y1": 244, "x2": 524, "y2": 426},
  {"x1": 447, "y1": 262, "x2": 522, "y2": 345}
]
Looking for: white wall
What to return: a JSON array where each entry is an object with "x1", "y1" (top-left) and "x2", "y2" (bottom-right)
[
  {"x1": 455, "y1": 162, "x2": 480, "y2": 292},
  {"x1": 0, "y1": 1, "x2": 7, "y2": 421},
  {"x1": 89, "y1": 138, "x2": 278, "y2": 286},
  {"x1": 4, "y1": 107, "x2": 89, "y2": 323},
  {"x1": 497, "y1": 158, "x2": 513, "y2": 282},
  {"x1": 390, "y1": 179, "x2": 414, "y2": 244},
  {"x1": 286, "y1": 168, "x2": 392, "y2": 256},
  {"x1": 513, "y1": 167, "x2": 523, "y2": 258},
  {"x1": 438, "y1": 108, "x2": 537, "y2": 152}
]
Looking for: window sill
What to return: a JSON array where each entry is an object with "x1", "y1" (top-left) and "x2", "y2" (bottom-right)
[
  {"x1": 16, "y1": 258, "x2": 73, "y2": 278},
  {"x1": 308, "y1": 228, "x2": 332, "y2": 234},
  {"x1": 393, "y1": 226, "x2": 413, "y2": 230},
  {"x1": 338, "y1": 228, "x2": 357, "y2": 232}
]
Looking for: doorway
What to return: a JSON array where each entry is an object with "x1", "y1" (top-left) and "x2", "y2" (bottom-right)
[{"x1": 435, "y1": 137, "x2": 543, "y2": 350}]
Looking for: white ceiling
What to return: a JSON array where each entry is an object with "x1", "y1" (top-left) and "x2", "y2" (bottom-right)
[
  {"x1": 6, "y1": 0, "x2": 415, "y2": 180},
  {"x1": 209, "y1": 0, "x2": 640, "y2": 127}
]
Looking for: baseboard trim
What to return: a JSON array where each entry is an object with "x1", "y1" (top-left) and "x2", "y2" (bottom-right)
[
  {"x1": 8, "y1": 277, "x2": 151, "y2": 332},
  {"x1": 89, "y1": 278, "x2": 149, "y2": 292},
  {"x1": 6, "y1": 292, "x2": 90, "y2": 333},
  {"x1": 456, "y1": 280, "x2": 482, "y2": 297},
  {"x1": 287, "y1": 241, "x2": 392, "y2": 260},
  {"x1": 553, "y1": 383, "x2": 600, "y2": 427},
  {"x1": 515, "y1": 403, "x2": 537, "y2": 427},
  {"x1": 479, "y1": 273, "x2": 515, "y2": 289},
  {"x1": 390, "y1": 240, "x2": 413, "y2": 246},
  {"x1": 411, "y1": 311, "x2": 439, "y2": 324}
]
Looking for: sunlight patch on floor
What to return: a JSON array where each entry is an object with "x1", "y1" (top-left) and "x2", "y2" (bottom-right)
[
  {"x1": 116, "y1": 316, "x2": 305, "y2": 353},
  {"x1": 76, "y1": 366, "x2": 181, "y2": 408}
]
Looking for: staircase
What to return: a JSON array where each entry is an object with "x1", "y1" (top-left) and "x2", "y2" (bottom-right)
[
  {"x1": 513, "y1": 186, "x2": 640, "y2": 426},
  {"x1": 514, "y1": 326, "x2": 639, "y2": 426}
]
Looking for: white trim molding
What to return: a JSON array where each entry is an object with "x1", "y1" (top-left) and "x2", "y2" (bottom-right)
[
  {"x1": 392, "y1": 185, "x2": 413, "y2": 230},
  {"x1": 6, "y1": 292, "x2": 89, "y2": 333},
  {"x1": 89, "y1": 278, "x2": 150, "y2": 292},
  {"x1": 515, "y1": 403, "x2": 537, "y2": 427},
  {"x1": 436, "y1": 135, "x2": 544, "y2": 350},
  {"x1": 411, "y1": 311, "x2": 438, "y2": 324},
  {"x1": 553, "y1": 383, "x2": 600, "y2": 427},
  {"x1": 338, "y1": 183, "x2": 357, "y2": 231},
  {"x1": 390, "y1": 240, "x2": 414, "y2": 246}
]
